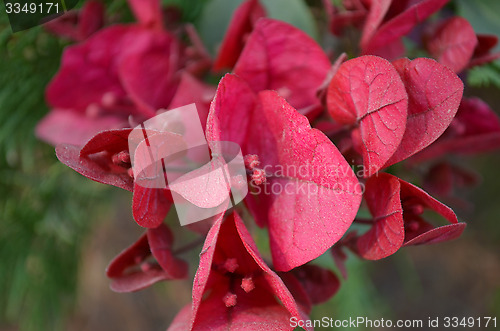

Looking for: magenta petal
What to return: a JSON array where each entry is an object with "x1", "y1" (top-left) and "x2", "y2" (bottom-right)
[
  {"x1": 56, "y1": 144, "x2": 134, "y2": 192},
  {"x1": 410, "y1": 98, "x2": 500, "y2": 162},
  {"x1": 360, "y1": 0, "x2": 392, "y2": 50},
  {"x1": 106, "y1": 224, "x2": 187, "y2": 293},
  {"x1": 119, "y1": 31, "x2": 181, "y2": 115},
  {"x1": 205, "y1": 74, "x2": 255, "y2": 147},
  {"x1": 397, "y1": 177, "x2": 466, "y2": 246},
  {"x1": 147, "y1": 224, "x2": 188, "y2": 278},
  {"x1": 362, "y1": 0, "x2": 449, "y2": 55},
  {"x1": 188, "y1": 212, "x2": 309, "y2": 330},
  {"x1": 78, "y1": 0, "x2": 105, "y2": 40},
  {"x1": 404, "y1": 222, "x2": 466, "y2": 246},
  {"x1": 327, "y1": 55, "x2": 408, "y2": 177},
  {"x1": 213, "y1": 0, "x2": 266, "y2": 71},
  {"x1": 427, "y1": 17, "x2": 478, "y2": 73},
  {"x1": 357, "y1": 173, "x2": 404, "y2": 260},
  {"x1": 36, "y1": 109, "x2": 124, "y2": 146},
  {"x1": 46, "y1": 26, "x2": 137, "y2": 111},
  {"x1": 246, "y1": 91, "x2": 362, "y2": 271},
  {"x1": 291, "y1": 264, "x2": 340, "y2": 305},
  {"x1": 132, "y1": 183, "x2": 172, "y2": 228},
  {"x1": 385, "y1": 57, "x2": 463, "y2": 166},
  {"x1": 399, "y1": 178, "x2": 459, "y2": 225},
  {"x1": 234, "y1": 18, "x2": 330, "y2": 110},
  {"x1": 80, "y1": 128, "x2": 132, "y2": 157}
]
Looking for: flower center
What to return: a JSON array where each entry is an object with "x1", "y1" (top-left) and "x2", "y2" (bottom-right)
[{"x1": 244, "y1": 154, "x2": 267, "y2": 185}]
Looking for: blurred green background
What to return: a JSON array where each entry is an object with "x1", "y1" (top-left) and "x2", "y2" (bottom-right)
[{"x1": 0, "y1": 0, "x2": 499, "y2": 330}]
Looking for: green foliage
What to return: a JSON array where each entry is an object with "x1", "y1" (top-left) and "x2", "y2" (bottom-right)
[
  {"x1": 467, "y1": 61, "x2": 500, "y2": 89},
  {"x1": 0, "y1": 13, "x2": 108, "y2": 331}
]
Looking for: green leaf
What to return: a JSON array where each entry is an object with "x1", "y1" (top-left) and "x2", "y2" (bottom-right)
[{"x1": 467, "y1": 60, "x2": 500, "y2": 89}]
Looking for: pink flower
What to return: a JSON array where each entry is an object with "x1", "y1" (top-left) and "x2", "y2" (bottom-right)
[
  {"x1": 168, "y1": 212, "x2": 311, "y2": 331},
  {"x1": 206, "y1": 74, "x2": 362, "y2": 271},
  {"x1": 37, "y1": 0, "x2": 212, "y2": 146},
  {"x1": 106, "y1": 223, "x2": 188, "y2": 292}
]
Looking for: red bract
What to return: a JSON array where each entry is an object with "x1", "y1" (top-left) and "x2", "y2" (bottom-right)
[
  {"x1": 106, "y1": 224, "x2": 188, "y2": 292},
  {"x1": 118, "y1": 33, "x2": 183, "y2": 115},
  {"x1": 287, "y1": 264, "x2": 340, "y2": 305},
  {"x1": 426, "y1": 17, "x2": 478, "y2": 73},
  {"x1": 213, "y1": 0, "x2": 266, "y2": 71},
  {"x1": 400, "y1": 177, "x2": 466, "y2": 246},
  {"x1": 56, "y1": 129, "x2": 173, "y2": 228},
  {"x1": 36, "y1": 0, "x2": 197, "y2": 146},
  {"x1": 384, "y1": 57, "x2": 463, "y2": 167},
  {"x1": 470, "y1": 34, "x2": 500, "y2": 67},
  {"x1": 327, "y1": 55, "x2": 408, "y2": 177},
  {"x1": 168, "y1": 212, "x2": 311, "y2": 331},
  {"x1": 207, "y1": 74, "x2": 362, "y2": 271},
  {"x1": 37, "y1": 25, "x2": 179, "y2": 145},
  {"x1": 56, "y1": 129, "x2": 134, "y2": 191},
  {"x1": 233, "y1": 18, "x2": 331, "y2": 111},
  {"x1": 323, "y1": 0, "x2": 368, "y2": 36},
  {"x1": 411, "y1": 97, "x2": 500, "y2": 162},
  {"x1": 43, "y1": 0, "x2": 105, "y2": 42},
  {"x1": 356, "y1": 173, "x2": 466, "y2": 260},
  {"x1": 361, "y1": 0, "x2": 449, "y2": 58},
  {"x1": 357, "y1": 173, "x2": 404, "y2": 260},
  {"x1": 359, "y1": 0, "x2": 391, "y2": 50}
]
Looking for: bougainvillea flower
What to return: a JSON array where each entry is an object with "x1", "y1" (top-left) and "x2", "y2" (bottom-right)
[
  {"x1": 356, "y1": 173, "x2": 466, "y2": 260},
  {"x1": 37, "y1": 0, "x2": 192, "y2": 146},
  {"x1": 233, "y1": 18, "x2": 331, "y2": 112},
  {"x1": 410, "y1": 97, "x2": 500, "y2": 163},
  {"x1": 37, "y1": 23, "x2": 183, "y2": 146},
  {"x1": 168, "y1": 212, "x2": 311, "y2": 331},
  {"x1": 206, "y1": 74, "x2": 362, "y2": 271},
  {"x1": 43, "y1": 0, "x2": 105, "y2": 42},
  {"x1": 213, "y1": 0, "x2": 266, "y2": 71},
  {"x1": 361, "y1": 0, "x2": 449, "y2": 57},
  {"x1": 384, "y1": 57, "x2": 463, "y2": 167},
  {"x1": 327, "y1": 55, "x2": 408, "y2": 177},
  {"x1": 425, "y1": 17, "x2": 478, "y2": 73},
  {"x1": 56, "y1": 129, "x2": 134, "y2": 191},
  {"x1": 56, "y1": 129, "x2": 173, "y2": 228},
  {"x1": 106, "y1": 224, "x2": 188, "y2": 293},
  {"x1": 359, "y1": 0, "x2": 392, "y2": 50}
]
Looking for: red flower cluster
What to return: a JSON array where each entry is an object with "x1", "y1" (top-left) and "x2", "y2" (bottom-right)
[{"x1": 42, "y1": 0, "x2": 500, "y2": 329}]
